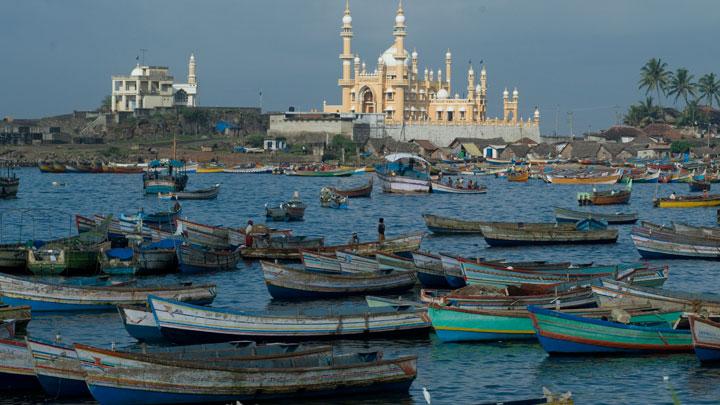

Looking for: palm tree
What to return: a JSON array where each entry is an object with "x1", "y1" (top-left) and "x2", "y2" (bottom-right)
[
  {"x1": 667, "y1": 68, "x2": 696, "y2": 107},
  {"x1": 623, "y1": 97, "x2": 662, "y2": 127},
  {"x1": 698, "y1": 73, "x2": 720, "y2": 107},
  {"x1": 638, "y1": 58, "x2": 670, "y2": 106}
]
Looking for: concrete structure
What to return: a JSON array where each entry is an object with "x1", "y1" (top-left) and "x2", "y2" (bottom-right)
[
  {"x1": 321, "y1": 0, "x2": 539, "y2": 145},
  {"x1": 111, "y1": 54, "x2": 198, "y2": 112},
  {"x1": 264, "y1": 138, "x2": 287, "y2": 151}
]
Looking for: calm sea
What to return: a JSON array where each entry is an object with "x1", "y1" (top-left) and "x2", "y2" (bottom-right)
[{"x1": 2, "y1": 168, "x2": 720, "y2": 404}]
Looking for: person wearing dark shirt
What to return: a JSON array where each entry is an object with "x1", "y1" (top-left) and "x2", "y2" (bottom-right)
[{"x1": 378, "y1": 218, "x2": 385, "y2": 242}]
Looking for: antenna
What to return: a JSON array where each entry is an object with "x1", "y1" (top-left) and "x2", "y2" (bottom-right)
[{"x1": 139, "y1": 48, "x2": 148, "y2": 65}]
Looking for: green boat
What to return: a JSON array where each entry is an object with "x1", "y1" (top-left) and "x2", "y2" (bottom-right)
[
  {"x1": 27, "y1": 248, "x2": 67, "y2": 275},
  {"x1": 430, "y1": 304, "x2": 684, "y2": 343},
  {"x1": 528, "y1": 305, "x2": 692, "y2": 354}
]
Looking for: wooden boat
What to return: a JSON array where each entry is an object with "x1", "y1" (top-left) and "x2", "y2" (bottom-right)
[
  {"x1": 319, "y1": 187, "x2": 348, "y2": 209},
  {"x1": 545, "y1": 170, "x2": 622, "y2": 185},
  {"x1": 26, "y1": 337, "x2": 90, "y2": 398},
  {"x1": 439, "y1": 253, "x2": 466, "y2": 289},
  {"x1": 631, "y1": 224, "x2": 720, "y2": 260},
  {"x1": 143, "y1": 160, "x2": 188, "y2": 194},
  {"x1": 176, "y1": 218, "x2": 229, "y2": 249},
  {"x1": 335, "y1": 250, "x2": 378, "y2": 273},
  {"x1": 241, "y1": 232, "x2": 423, "y2": 260},
  {"x1": 0, "y1": 273, "x2": 216, "y2": 312},
  {"x1": 176, "y1": 243, "x2": 241, "y2": 273},
  {"x1": 196, "y1": 164, "x2": 225, "y2": 174},
  {"x1": 475, "y1": 390, "x2": 573, "y2": 405},
  {"x1": 301, "y1": 250, "x2": 341, "y2": 273},
  {"x1": 628, "y1": 170, "x2": 660, "y2": 183},
  {"x1": 479, "y1": 220, "x2": 618, "y2": 247},
  {"x1": 528, "y1": 305, "x2": 692, "y2": 354},
  {"x1": 430, "y1": 304, "x2": 682, "y2": 343},
  {"x1": 0, "y1": 165, "x2": 19, "y2": 198},
  {"x1": 103, "y1": 162, "x2": 146, "y2": 174},
  {"x1": 689, "y1": 316, "x2": 720, "y2": 363},
  {"x1": 375, "y1": 153, "x2": 431, "y2": 193},
  {"x1": 411, "y1": 251, "x2": 450, "y2": 288},
  {"x1": 0, "y1": 305, "x2": 31, "y2": 336},
  {"x1": 654, "y1": 194, "x2": 720, "y2": 208},
  {"x1": 554, "y1": 207, "x2": 638, "y2": 224},
  {"x1": 589, "y1": 188, "x2": 631, "y2": 205},
  {"x1": 422, "y1": 213, "x2": 488, "y2": 234},
  {"x1": 507, "y1": 170, "x2": 529, "y2": 182},
  {"x1": 99, "y1": 247, "x2": 138, "y2": 276},
  {"x1": 375, "y1": 252, "x2": 416, "y2": 272},
  {"x1": 265, "y1": 192, "x2": 306, "y2": 221},
  {"x1": 149, "y1": 295, "x2": 429, "y2": 344},
  {"x1": 286, "y1": 168, "x2": 355, "y2": 177},
  {"x1": 424, "y1": 286, "x2": 598, "y2": 309},
  {"x1": 329, "y1": 177, "x2": 373, "y2": 198},
  {"x1": 431, "y1": 181, "x2": 487, "y2": 194},
  {"x1": 689, "y1": 179, "x2": 711, "y2": 192},
  {"x1": 0, "y1": 338, "x2": 41, "y2": 390},
  {"x1": 119, "y1": 304, "x2": 165, "y2": 342},
  {"x1": 160, "y1": 183, "x2": 220, "y2": 200},
  {"x1": 223, "y1": 164, "x2": 273, "y2": 174},
  {"x1": 79, "y1": 344, "x2": 417, "y2": 404},
  {"x1": 0, "y1": 244, "x2": 27, "y2": 271},
  {"x1": 261, "y1": 261, "x2": 417, "y2": 300},
  {"x1": 26, "y1": 247, "x2": 67, "y2": 275},
  {"x1": 592, "y1": 279, "x2": 720, "y2": 313},
  {"x1": 135, "y1": 239, "x2": 179, "y2": 272}
]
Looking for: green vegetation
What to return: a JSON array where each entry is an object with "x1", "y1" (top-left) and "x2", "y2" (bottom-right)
[
  {"x1": 698, "y1": 73, "x2": 720, "y2": 107},
  {"x1": 670, "y1": 140, "x2": 692, "y2": 154},
  {"x1": 245, "y1": 134, "x2": 265, "y2": 148},
  {"x1": 322, "y1": 135, "x2": 356, "y2": 161},
  {"x1": 624, "y1": 97, "x2": 662, "y2": 127},
  {"x1": 638, "y1": 58, "x2": 671, "y2": 107}
]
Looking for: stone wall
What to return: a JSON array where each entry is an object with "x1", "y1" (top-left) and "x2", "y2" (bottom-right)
[
  {"x1": 383, "y1": 123, "x2": 541, "y2": 147},
  {"x1": 267, "y1": 115, "x2": 354, "y2": 139}
]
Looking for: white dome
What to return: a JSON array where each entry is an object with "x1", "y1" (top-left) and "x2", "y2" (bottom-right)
[
  {"x1": 468, "y1": 67, "x2": 474, "y2": 75},
  {"x1": 446, "y1": 51, "x2": 452, "y2": 59},
  {"x1": 380, "y1": 46, "x2": 409, "y2": 67},
  {"x1": 513, "y1": 88, "x2": 519, "y2": 97},
  {"x1": 436, "y1": 88, "x2": 449, "y2": 99},
  {"x1": 534, "y1": 108, "x2": 541, "y2": 118},
  {"x1": 378, "y1": 56, "x2": 383, "y2": 65},
  {"x1": 130, "y1": 64, "x2": 143, "y2": 76},
  {"x1": 503, "y1": 88, "x2": 509, "y2": 97},
  {"x1": 411, "y1": 50, "x2": 418, "y2": 59},
  {"x1": 475, "y1": 84, "x2": 482, "y2": 92},
  {"x1": 354, "y1": 56, "x2": 360, "y2": 64},
  {"x1": 395, "y1": 14, "x2": 405, "y2": 24},
  {"x1": 343, "y1": 15, "x2": 352, "y2": 24},
  {"x1": 481, "y1": 66, "x2": 487, "y2": 75}
]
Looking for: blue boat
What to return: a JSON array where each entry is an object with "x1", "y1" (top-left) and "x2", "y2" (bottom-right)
[
  {"x1": 411, "y1": 252, "x2": 451, "y2": 288},
  {"x1": 689, "y1": 316, "x2": 720, "y2": 364},
  {"x1": 0, "y1": 338, "x2": 41, "y2": 391},
  {"x1": 26, "y1": 337, "x2": 90, "y2": 398},
  {"x1": 439, "y1": 254, "x2": 467, "y2": 289},
  {"x1": 118, "y1": 305, "x2": 165, "y2": 343},
  {"x1": 143, "y1": 160, "x2": 188, "y2": 194}
]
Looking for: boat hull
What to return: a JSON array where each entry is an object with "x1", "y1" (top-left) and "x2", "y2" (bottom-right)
[{"x1": 376, "y1": 173, "x2": 430, "y2": 193}]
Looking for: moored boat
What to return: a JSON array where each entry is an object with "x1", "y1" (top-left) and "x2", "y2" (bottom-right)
[
  {"x1": 411, "y1": 251, "x2": 450, "y2": 288},
  {"x1": 689, "y1": 180, "x2": 711, "y2": 192},
  {"x1": 0, "y1": 164, "x2": 19, "y2": 198},
  {"x1": 545, "y1": 170, "x2": 622, "y2": 185},
  {"x1": 689, "y1": 316, "x2": 720, "y2": 363},
  {"x1": 0, "y1": 338, "x2": 41, "y2": 390},
  {"x1": 653, "y1": 193, "x2": 720, "y2": 208},
  {"x1": 176, "y1": 243, "x2": 241, "y2": 273},
  {"x1": 375, "y1": 153, "x2": 431, "y2": 193},
  {"x1": 26, "y1": 337, "x2": 90, "y2": 398},
  {"x1": 320, "y1": 187, "x2": 349, "y2": 209},
  {"x1": 430, "y1": 181, "x2": 487, "y2": 194},
  {"x1": 592, "y1": 279, "x2": 720, "y2": 313},
  {"x1": 422, "y1": 213, "x2": 488, "y2": 234},
  {"x1": 160, "y1": 183, "x2": 220, "y2": 200},
  {"x1": 265, "y1": 191, "x2": 306, "y2": 221},
  {"x1": 329, "y1": 177, "x2": 373, "y2": 198},
  {"x1": 554, "y1": 207, "x2": 638, "y2": 224},
  {"x1": 479, "y1": 220, "x2": 618, "y2": 247}
]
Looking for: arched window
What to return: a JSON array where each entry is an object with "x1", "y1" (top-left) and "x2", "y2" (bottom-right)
[{"x1": 174, "y1": 89, "x2": 188, "y2": 105}]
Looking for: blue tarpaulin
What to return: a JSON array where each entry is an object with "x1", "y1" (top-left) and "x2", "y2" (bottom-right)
[{"x1": 106, "y1": 248, "x2": 133, "y2": 261}]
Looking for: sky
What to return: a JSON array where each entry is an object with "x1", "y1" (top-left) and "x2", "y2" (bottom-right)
[{"x1": 1, "y1": 0, "x2": 718, "y2": 135}]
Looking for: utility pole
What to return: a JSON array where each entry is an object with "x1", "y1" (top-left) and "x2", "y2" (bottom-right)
[
  {"x1": 259, "y1": 90, "x2": 263, "y2": 113},
  {"x1": 554, "y1": 104, "x2": 559, "y2": 136},
  {"x1": 567, "y1": 111, "x2": 574, "y2": 140}
]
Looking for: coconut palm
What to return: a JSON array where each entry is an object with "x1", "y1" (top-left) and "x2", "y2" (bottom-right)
[
  {"x1": 667, "y1": 68, "x2": 696, "y2": 107},
  {"x1": 697, "y1": 73, "x2": 720, "y2": 107},
  {"x1": 638, "y1": 58, "x2": 670, "y2": 106},
  {"x1": 624, "y1": 97, "x2": 662, "y2": 127}
]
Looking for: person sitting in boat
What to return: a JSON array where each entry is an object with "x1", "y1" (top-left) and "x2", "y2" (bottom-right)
[
  {"x1": 669, "y1": 192, "x2": 677, "y2": 200},
  {"x1": 704, "y1": 189, "x2": 710, "y2": 198},
  {"x1": 468, "y1": 179, "x2": 474, "y2": 189},
  {"x1": 349, "y1": 232, "x2": 359, "y2": 245},
  {"x1": 446, "y1": 177, "x2": 452, "y2": 186},
  {"x1": 245, "y1": 220, "x2": 254, "y2": 247}
]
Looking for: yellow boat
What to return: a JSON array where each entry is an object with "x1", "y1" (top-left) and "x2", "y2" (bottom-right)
[
  {"x1": 654, "y1": 194, "x2": 720, "y2": 208},
  {"x1": 197, "y1": 165, "x2": 225, "y2": 174}
]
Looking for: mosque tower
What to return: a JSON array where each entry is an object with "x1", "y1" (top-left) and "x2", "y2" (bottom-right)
[
  {"x1": 393, "y1": 0, "x2": 407, "y2": 122},
  {"x1": 339, "y1": 0, "x2": 354, "y2": 111},
  {"x1": 188, "y1": 53, "x2": 197, "y2": 86}
]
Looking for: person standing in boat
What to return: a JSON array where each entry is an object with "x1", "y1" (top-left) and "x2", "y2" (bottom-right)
[
  {"x1": 245, "y1": 220, "x2": 254, "y2": 247},
  {"x1": 670, "y1": 192, "x2": 677, "y2": 200},
  {"x1": 378, "y1": 218, "x2": 385, "y2": 242},
  {"x1": 349, "y1": 232, "x2": 359, "y2": 245}
]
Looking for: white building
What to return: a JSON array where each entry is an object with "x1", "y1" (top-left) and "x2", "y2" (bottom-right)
[{"x1": 111, "y1": 54, "x2": 198, "y2": 112}]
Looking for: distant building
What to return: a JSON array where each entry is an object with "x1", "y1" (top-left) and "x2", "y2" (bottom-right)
[
  {"x1": 111, "y1": 54, "x2": 198, "y2": 112},
  {"x1": 264, "y1": 138, "x2": 287, "y2": 151}
]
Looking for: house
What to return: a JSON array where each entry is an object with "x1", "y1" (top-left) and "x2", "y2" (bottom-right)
[
  {"x1": 642, "y1": 123, "x2": 689, "y2": 142},
  {"x1": 693, "y1": 146, "x2": 720, "y2": 159},
  {"x1": 459, "y1": 143, "x2": 483, "y2": 159},
  {"x1": 526, "y1": 143, "x2": 556, "y2": 161},
  {"x1": 410, "y1": 139, "x2": 442, "y2": 160},
  {"x1": 263, "y1": 138, "x2": 287, "y2": 151},
  {"x1": 513, "y1": 137, "x2": 539, "y2": 146},
  {"x1": 448, "y1": 137, "x2": 505, "y2": 150},
  {"x1": 603, "y1": 143, "x2": 633, "y2": 161},
  {"x1": 364, "y1": 137, "x2": 419, "y2": 157},
  {"x1": 586, "y1": 126, "x2": 647, "y2": 143},
  {"x1": 499, "y1": 144, "x2": 530, "y2": 160},
  {"x1": 559, "y1": 141, "x2": 612, "y2": 161}
]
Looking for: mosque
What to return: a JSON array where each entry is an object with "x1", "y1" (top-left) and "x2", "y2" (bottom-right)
[{"x1": 320, "y1": 0, "x2": 541, "y2": 144}]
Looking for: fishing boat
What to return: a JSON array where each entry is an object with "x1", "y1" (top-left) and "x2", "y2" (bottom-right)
[
  {"x1": 411, "y1": 251, "x2": 451, "y2": 288},
  {"x1": 0, "y1": 273, "x2": 216, "y2": 312},
  {"x1": 528, "y1": 305, "x2": 692, "y2": 354},
  {"x1": 430, "y1": 304, "x2": 682, "y2": 343},
  {"x1": 554, "y1": 207, "x2": 638, "y2": 224},
  {"x1": 631, "y1": 226, "x2": 720, "y2": 260},
  {"x1": 479, "y1": 220, "x2": 618, "y2": 247},
  {"x1": 142, "y1": 160, "x2": 188, "y2": 194},
  {"x1": 335, "y1": 250, "x2": 378, "y2": 273},
  {"x1": 545, "y1": 170, "x2": 622, "y2": 185},
  {"x1": 689, "y1": 316, "x2": 720, "y2": 363},
  {"x1": 135, "y1": 239, "x2": 179, "y2": 273},
  {"x1": 375, "y1": 252, "x2": 416, "y2": 272},
  {"x1": 627, "y1": 170, "x2": 660, "y2": 183},
  {"x1": 329, "y1": 177, "x2": 373, "y2": 198},
  {"x1": 118, "y1": 304, "x2": 165, "y2": 342},
  {"x1": 439, "y1": 253, "x2": 466, "y2": 289},
  {"x1": 424, "y1": 286, "x2": 598, "y2": 309},
  {"x1": 0, "y1": 305, "x2": 31, "y2": 336},
  {"x1": 223, "y1": 164, "x2": 273, "y2": 174},
  {"x1": 176, "y1": 218, "x2": 229, "y2": 249},
  {"x1": 592, "y1": 279, "x2": 720, "y2": 314},
  {"x1": 159, "y1": 183, "x2": 220, "y2": 200},
  {"x1": 507, "y1": 169, "x2": 530, "y2": 182},
  {"x1": 79, "y1": 344, "x2": 417, "y2": 404},
  {"x1": 196, "y1": 163, "x2": 225, "y2": 174},
  {"x1": 261, "y1": 261, "x2": 416, "y2": 300},
  {"x1": 176, "y1": 243, "x2": 241, "y2": 273},
  {"x1": 319, "y1": 187, "x2": 349, "y2": 208},
  {"x1": 0, "y1": 244, "x2": 27, "y2": 272},
  {"x1": 0, "y1": 163, "x2": 19, "y2": 198},
  {"x1": 286, "y1": 167, "x2": 355, "y2": 177},
  {"x1": 241, "y1": 232, "x2": 423, "y2": 260},
  {"x1": 149, "y1": 295, "x2": 429, "y2": 343},
  {"x1": 587, "y1": 184, "x2": 631, "y2": 205},
  {"x1": 99, "y1": 247, "x2": 137, "y2": 276},
  {"x1": 431, "y1": 181, "x2": 487, "y2": 194},
  {"x1": 689, "y1": 180, "x2": 711, "y2": 192},
  {"x1": 300, "y1": 250, "x2": 341, "y2": 273},
  {"x1": 265, "y1": 191, "x2": 306, "y2": 221},
  {"x1": 27, "y1": 247, "x2": 67, "y2": 275},
  {"x1": 103, "y1": 162, "x2": 146, "y2": 174},
  {"x1": 0, "y1": 338, "x2": 41, "y2": 390},
  {"x1": 422, "y1": 213, "x2": 488, "y2": 234},
  {"x1": 653, "y1": 193, "x2": 720, "y2": 208},
  {"x1": 26, "y1": 337, "x2": 90, "y2": 398},
  {"x1": 375, "y1": 153, "x2": 431, "y2": 193}
]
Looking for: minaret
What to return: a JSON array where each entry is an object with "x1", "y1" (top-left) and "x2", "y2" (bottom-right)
[
  {"x1": 411, "y1": 49, "x2": 418, "y2": 78},
  {"x1": 392, "y1": 0, "x2": 407, "y2": 123},
  {"x1": 188, "y1": 53, "x2": 196, "y2": 86},
  {"x1": 445, "y1": 50, "x2": 452, "y2": 93},
  {"x1": 533, "y1": 107, "x2": 541, "y2": 124},
  {"x1": 480, "y1": 65, "x2": 487, "y2": 98},
  {"x1": 339, "y1": 0, "x2": 354, "y2": 112},
  {"x1": 467, "y1": 64, "x2": 475, "y2": 100}
]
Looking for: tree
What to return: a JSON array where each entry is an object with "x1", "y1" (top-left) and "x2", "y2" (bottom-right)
[
  {"x1": 676, "y1": 100, "x2": 709, "y2": 128},
  {"x1": 638, "y1": 58, "x2": 671, "y2": 106},
  {"x1": 670, "y1": 140, "x2": 692, "y2": 154},
  {"x1": 100, "y1": 95, "x2": 111, "y2": 112},
  {"x1": 667, "y1": 68, "x2": 696, "y2": 107},
  {"x1": 245, "y1": 134, "x2": 264, "y2": 148},
  {"x1": 624, "y1": 97, "x2": 662, "y2": 127},
  {"x1": 698, "y1": 73, "x2": 720, "y2": 107},
  {"x1": 181, "y1": 108, "x2": 210, "y2": 135}
]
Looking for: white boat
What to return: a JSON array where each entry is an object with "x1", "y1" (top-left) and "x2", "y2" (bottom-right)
[
  {"x1": 431, "y1": 182, "x2": 487, "y2": 194},
  {"x1": 375, "y1": 153, "x2": 431, "y2": 194}
]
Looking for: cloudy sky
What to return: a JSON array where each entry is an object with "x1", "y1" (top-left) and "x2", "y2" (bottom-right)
[{"x1": 1, "y1": 0, "x2": 718, "y2": 134}]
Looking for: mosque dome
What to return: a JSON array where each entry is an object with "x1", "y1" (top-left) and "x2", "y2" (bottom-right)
[
  {"x1": 446, "y1": 51, "x2": 452, "y2": 59},
  {"x1": 534, "y1": 108, "x2": 541, "y2": 118},
  {"x1": 503, "y1": 88, "x2": 509, "y2": 98},
  {"x1": 411, "y1": 50, "x2": 418, "y2": 59},
  {"x1": 380, "y1": 46, "x2": 409, "y2": 67},
  {"x1": 395, "y1": 14, "x2": 405, "y2": 24},
  {"x1": 436, "y1": 88, "x2": 449, "y2": 99},
  {"x1": 354, "y1": 56, "x2": 360, "y2": 64},
  {"x1": 513, "y1": 88, "x2": 519, "y2": 97},
  {"x1": 475, "y1": 84, "x2": 482, "y2": 92},
  {"x1": 343, "y1": 14, "x2": 352, "y2": 25},
  {"x1": 130, "y1": 64, "x2": 143, "y2": 76}
]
